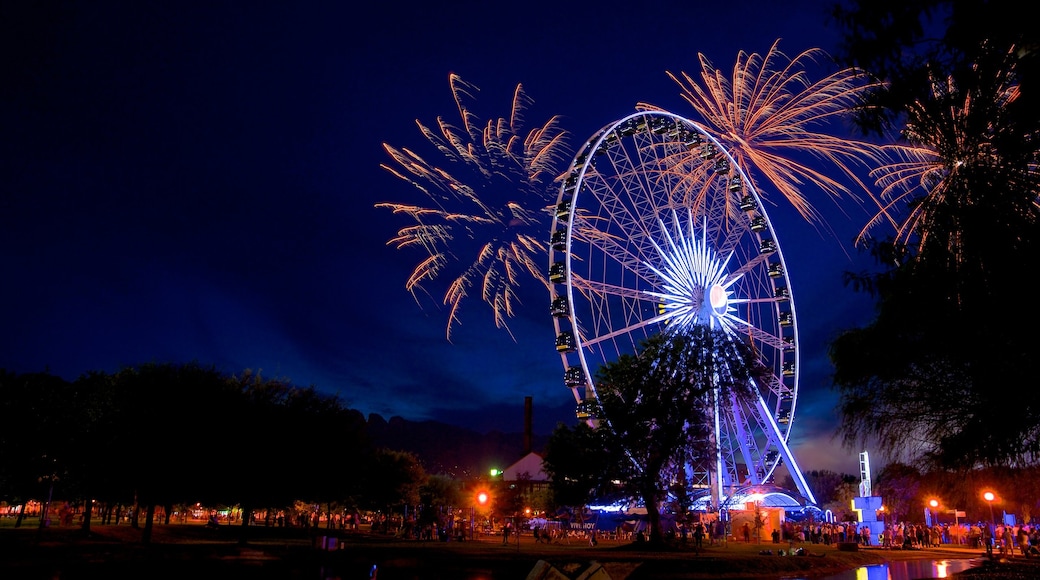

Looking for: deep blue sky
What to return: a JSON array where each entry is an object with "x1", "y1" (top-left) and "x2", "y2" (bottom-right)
[{"x1": 1, "y1": 1, "x2": 881, "y2": 475}]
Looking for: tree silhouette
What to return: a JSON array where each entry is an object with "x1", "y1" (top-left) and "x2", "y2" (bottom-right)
[{"x1": 592, "y1": 327, "x2": 765, "y2": 545}]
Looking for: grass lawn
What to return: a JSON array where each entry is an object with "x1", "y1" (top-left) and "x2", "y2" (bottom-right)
[{"x1": 0, "y1": 520, "x2": 1029, "y2": 579}]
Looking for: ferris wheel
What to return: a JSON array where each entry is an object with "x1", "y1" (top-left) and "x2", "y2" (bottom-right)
[{"x1": 549, "y1": 110, "x2": 816, "y2": 506}]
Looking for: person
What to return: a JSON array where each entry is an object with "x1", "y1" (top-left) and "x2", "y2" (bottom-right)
[
  {"x1": 589, "y1": 529, "x2": 598, "y2": 546},
  {"x1": 532, "y1": 525, "x2": 542, "y2": 544},
  {"x1": 714, "y1": 520, "x2": 726, "y2": 545},
  {"x1": 982, "y1": 523, "x2": 994, "y2": 556},
  {"x1": 205, "y1": 512, "x2": 220, "y2": 529},
  {"x1": 502, "y1": 522, "x2": 511, "y2": 545},
  {"x1": 742, "y1": 522, "x2": 751, "y2": 543},
  {"x1": 693, "y1": 522, "x2": 704, "y2": 548}
]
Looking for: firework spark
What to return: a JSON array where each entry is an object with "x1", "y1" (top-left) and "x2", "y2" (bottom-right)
[
  {"x1": 377, "y1": 74, "x2": 569, "y2": 340},
  {"x1": 650, "y1": 39, "x2": 897, "y2": 229},
  {"x1": 863, "y1": 47, "x2": 1039, "y2": 258}
]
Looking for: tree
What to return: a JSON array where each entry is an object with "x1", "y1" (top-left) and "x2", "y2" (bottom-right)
[
  {"x1": 358, "y1": 449, "x2": 426, "y2": 532},
  {"x1": 592, "y1": 328, "x2": 765, "y2": 546},
  {"x1": 69, "y1": 370, "x2": 122, "y2": 535},
  {"x1": 417, "y1": 474, "x2": 461, "y2": 532},
  {"x1": 873, "y1": 462, "x2": 923, "y2": 523},
  {"x1": 830, "y1": 0, "x2": 1040, "y2": 470},
  {"x1": 228, "y1": 372, "x2": 371, "y2": 540},
  {"x1": 542, "y1": 421, "x2": 627, "y2": 513},
  {"x1": 109, "y1": 362, "x2": 241, "y2": 543},
  {"x1": 831, "y1": 0, "x2": 1040, "y2": 136},
  {"x1": 0, "y1": 371, "x2": 83, "y2": 529}
]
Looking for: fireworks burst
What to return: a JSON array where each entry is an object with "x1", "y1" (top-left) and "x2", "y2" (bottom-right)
[
  {"x1": 652, "y1": 39, "x2": 895, "y2": 228},
  {"x1": 377, "y1": 74, "x2": 569, "y2": 340},
  {"x1": 862, "y1": 46, "x2": 1039, "y2": 258}
]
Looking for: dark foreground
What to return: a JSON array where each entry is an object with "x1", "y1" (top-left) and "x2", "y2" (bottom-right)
[{"x1": 0, "y1": 523, "x2": 1035, "y2": 579}]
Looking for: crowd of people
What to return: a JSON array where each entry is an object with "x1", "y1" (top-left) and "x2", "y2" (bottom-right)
[{"x1": 773, "y1": 520, "x2": 1039, "y2": 557}]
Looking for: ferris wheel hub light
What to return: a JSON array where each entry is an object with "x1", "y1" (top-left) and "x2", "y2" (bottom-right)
[{"x1": 709, "y1": 284, "x2": 728, "y2": 311}]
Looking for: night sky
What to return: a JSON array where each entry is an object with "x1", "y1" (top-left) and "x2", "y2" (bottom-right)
[{"x1": 2, "y1": 1, "x2": 881, "y2": 475}]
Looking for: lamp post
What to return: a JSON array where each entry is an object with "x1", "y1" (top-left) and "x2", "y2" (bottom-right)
[
  {"x1": 475, "y1": 490, "x2": 490, "y2": 541},
  {"x1": 983, "y1": 491, "x2": 995, "y2": 526},
  {"x1": 983, "y1": 491, "x2": 996, "y2": 555},
  {"x1": 878, "y1": 505, "x2": 887, "y2": 548}
]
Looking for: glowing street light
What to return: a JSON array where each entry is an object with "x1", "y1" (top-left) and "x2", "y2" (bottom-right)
[
  {"x1": 982, "y1": 490, "x2": 996, "y2": 555},
  {"x1": 925, "y1": 498, "x2": 939, "y2": 527},
  {"x1": 983, "y1": 491, "x2": 995, "y2": 524}
]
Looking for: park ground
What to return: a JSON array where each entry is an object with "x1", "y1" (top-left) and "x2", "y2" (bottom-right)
[{"x1": 0, "y1": 521, "x2": 1038, "y2": 579}]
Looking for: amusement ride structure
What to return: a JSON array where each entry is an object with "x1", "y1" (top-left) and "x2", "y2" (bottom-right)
[{"x1": 548, "y1": 110, "x2": 817, "y2": 509}]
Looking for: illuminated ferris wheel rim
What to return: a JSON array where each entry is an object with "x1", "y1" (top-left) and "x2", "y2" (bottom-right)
[{"x1": 549, "y1": 108, "x2": 805, "y2": 488}]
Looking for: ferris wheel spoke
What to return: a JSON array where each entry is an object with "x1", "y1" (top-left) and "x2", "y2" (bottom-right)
[
  {"x1": 579, "y1": 180, "x2": 667, "y2": 270},
  {"x1": 571, "y1": 216, "x2": 659, "y2": 283},
  {"x1": 579, "y1": 318, "x2": 657, "y2": 350}
]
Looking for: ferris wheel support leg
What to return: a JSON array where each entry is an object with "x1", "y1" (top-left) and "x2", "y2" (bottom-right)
[
  {"x1": 756, "y1": 397, "x2": 818, "y2": 506},
  {"x1": 711, "y1": 387, "x2": 724, "y2": 513}
]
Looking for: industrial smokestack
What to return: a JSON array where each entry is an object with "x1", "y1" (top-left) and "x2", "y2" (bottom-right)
[{"x1": 523, "y1": 396, "x2": 533, "y2": 455}]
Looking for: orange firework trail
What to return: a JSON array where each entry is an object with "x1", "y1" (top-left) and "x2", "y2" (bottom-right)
[
  {"x1": 651, "y1": 39, "x2": 900, "y2": 231},
  {"x1": 377, "y1": 74, "x2": 570, "y2": 341}
]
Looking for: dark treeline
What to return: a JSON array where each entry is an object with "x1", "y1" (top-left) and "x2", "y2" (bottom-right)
[{"x1": 0, "y1": 363, "x2": 413, "y2": 543}]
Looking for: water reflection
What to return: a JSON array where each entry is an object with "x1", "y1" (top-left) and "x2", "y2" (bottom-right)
[{"x1": 788, "y1": 558, "x2": 980, "y2": 580}]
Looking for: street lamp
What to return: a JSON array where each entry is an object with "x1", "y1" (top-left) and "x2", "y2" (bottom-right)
[
  {"x1": 472, "y1": 490, "x2": 490, "y2": 540},
  {"x1": 983, "y1": 491, "x2": 996, "y2": 555}
]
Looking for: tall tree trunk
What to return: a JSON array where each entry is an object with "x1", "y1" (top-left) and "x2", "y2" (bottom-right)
[
  {"x1": 142, "y1": 504, "x2": 155, "y2": 544},
  {"x1": 130, "y1": 492, "x2": 139, "y2": 529},
  {"x1": 81, "y1": 496, "x2": 93, "y2": 535},
  {"x1": 239, "y1": 502, "x2": 253, "y2": 545},
  {"x1": 639, "y1": 474, "x2": 664, "y2": 545},
  {"x1": 645, "y1": 491, "x2": 664, "y2": 545},
  {"x1": 39, "y1": 481, "x2": 54, "y2": 529}
]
